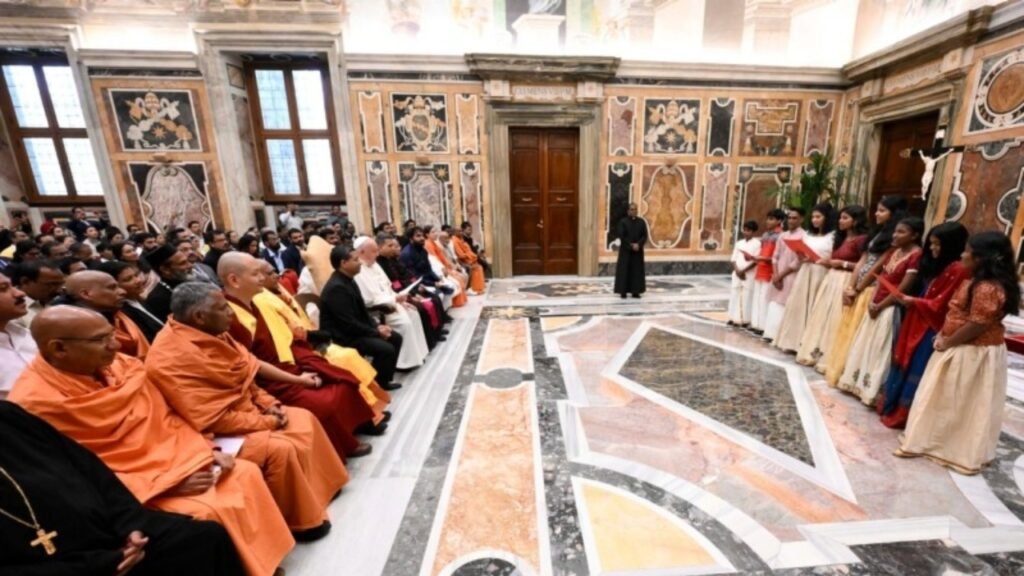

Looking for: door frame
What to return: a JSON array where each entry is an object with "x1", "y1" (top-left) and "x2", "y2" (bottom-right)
[{"x1": 486, "y1": 101, "x2": 601, "y2": 278}]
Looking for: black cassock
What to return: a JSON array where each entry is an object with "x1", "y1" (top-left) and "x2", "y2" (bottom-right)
[
  {"x1": 0, "y1": 402, "x2": 243, "y2": 576},
  {"x1": 614, "y1": 216, "x2": 648, "y2": 295}
]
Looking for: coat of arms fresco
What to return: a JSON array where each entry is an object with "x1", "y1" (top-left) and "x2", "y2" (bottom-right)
[
  {"x1": 643, "y1": 98, "x2": 700, "y2": 154},
  {"x1": 391, "y1": 93, "x2": 448, "y2": 153},
  {"x1": 109, "y1": 89, "x2": 201, "y2": 152}
]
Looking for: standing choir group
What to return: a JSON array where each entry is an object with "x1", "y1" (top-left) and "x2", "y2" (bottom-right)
[{"x1": 728, "y1": 196, "x2": 1021, "y2": 476}]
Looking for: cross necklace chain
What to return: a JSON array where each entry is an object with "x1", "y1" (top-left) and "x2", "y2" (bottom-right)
[{"x1": 0, "y1": 465, "x2": 58, "y2": 555}]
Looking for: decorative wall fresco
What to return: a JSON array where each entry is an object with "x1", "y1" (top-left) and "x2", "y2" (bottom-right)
[
  {"x1": 455, "y1": 94, "x2": 480, "y2": 155},
  {"x1": 948, "y1": 138, "x2": 1024, "y2": 235},
  {"x1": 109, "y1": 89, "x2": 202, "y2": 152},
  {"x1": 605, "y1": 162, "x2": 633, "y2": 250},
  {"x1": 366, "y1": 160, "x2": 392, "y2": 228},
  {"x1": 392, "y1": 93, "x2": 449, "y2": 152},
  {"x1": 358, "y1": 91, "x2": 387, "y2": 154},
  {"x1": 706, "y1": 98, "x2": 735, "y2": 157},
  {"x1": 398, "y1": 161, "x2": 453, "y2": 227},
  {"x1": 640, "y1": 163, "x2": 695, "y2": 249},
  {"x1": 734, "y1": 164, "x2": 791, "y2": 241},
  {"x1": 643, "y1": 98, "x2": 700, "y2": 154},
  {"x1": 607, "y1": 96, "x2": 636, "y2": 156},
  {"x1": 460, "y1": 161, "x2": 484, "y2": 248},
  {"x1": 740, "y1": 99, "x2": 800, "y2": 156},
  {"x1": 803, "y1": 99, "x2": 835, "y2": 156},
  {"x1": 701, "y1": 164, "x2": 730, "y2": 251},
  {"x1": 127, "y1": 162, "x2": 213, "y2": 232},
  {"x1": 967, "y1": 46, "x2": 1024, "y2": 135}
]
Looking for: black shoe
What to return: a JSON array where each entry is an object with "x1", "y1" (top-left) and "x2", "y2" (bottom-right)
[
  {"x1": 380, "y1": 381, "x2": 403, "y2": 391},
  {"x1": 349, "y1": 443, "x2": 373, "y2": 458},
  {"x1": 356, "y1": 421, "x2": 388, "y2": 436},
  {"x1": 293, "y1": 521, "x2": 332, "y2": 543},
  {"x1": 440, "y1": 329, "x2": 450, "y2": 335},
  {"x1": 381, "y1": 410, "x2": 392, "y2": 424},
  {"x1": 631, "y1": 293, "x2": 641, "y2": 299},
  {"x1": 620, "y1": 293, "x2": 627, "y2": 299},
  {"x1": 436, "y1": 336, "x2": 448, "y2": 343}
]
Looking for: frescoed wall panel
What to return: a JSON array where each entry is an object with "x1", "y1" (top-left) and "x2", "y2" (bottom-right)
[
  {"x1": 640, "y1": 163, "x2": 695, "y2": 250},
  {"x1": 947, "y1": 139, "x2": 1024, "y2": 235},
  {"x1": 740, "y1": 99, "x2": 801, "y2": 157}
]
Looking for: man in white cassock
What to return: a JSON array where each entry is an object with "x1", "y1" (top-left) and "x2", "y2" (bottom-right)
[{"x1": 354, "y1": 236, "x2": 429, "y2": 370}]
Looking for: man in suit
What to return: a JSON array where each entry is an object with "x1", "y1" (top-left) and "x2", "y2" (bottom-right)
[
  {"x1": 201, "y1": 229, "x2": 231, "y2": 272},
  {"x1": 281, "y1": 229, "x2": 306, "y2": 274},
  {"x1": 320, "y1": 245, "x2": 403, "y2": 390},
  {"x1": 261, "y1": 229, "x2": 286, "y2": 273}
]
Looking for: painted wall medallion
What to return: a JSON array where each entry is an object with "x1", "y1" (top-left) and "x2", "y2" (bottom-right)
[
  {"x1": 109, "y1": 89, "x2": 202, "y2": 152},
  {"x1": 969, "y1": 47, "x2": 1024, "y2": 134},
  {"x1": 740, "y1": 99, "x2": 800, "y2": 156},
  {"x1": 392, "y1": 93, "x2": 449, "y2": 152},
  {"x1": 643, "y1": 98, "x2": 700, "y2": 154},
  {"x1": 706, "y1": 98, "x2": 734, "y2": 157},
  {"x1": 128, "y1": 163, "x2": 213, "y2": 232}
]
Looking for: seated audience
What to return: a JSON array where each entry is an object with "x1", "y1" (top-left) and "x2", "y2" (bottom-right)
[
  {"x1": 321, "y1": 245, "x2": 404, "y2": 390},
  {"x1": 282, "y1": 228, "x2": 306, "y2": 273},
  {"x1": 202, "y1": 229, "x2": 231, "y2": 271},
  {"x1": 58, "y1": 270, "x2": 151, "y2": 359},
  {"x1": 174, "y1": 236, "x2": 219, "y2": 285},
  {"x1": 217, "y1": 253, "x2": 379, "y2": 458},
  {"x1": 400, "y1": 227, "x2": 458, "y2": 309},
  {"x1": 424, "y1": 225, "x2": 468, "y2": 307},
  {"x1": 143, "y1": 244, "x2": 193, "y2": 321},
  {"x1": 377, "y1": 233, "x2": 448, "y2": 333},
  {"x1": 451, "y1": 225, "x2": 486, "y2": 294},
  {"x1": 98, "y1": 261, "x2": 166, "y2": 344},
  {"x1": 0, "y1": 401, "x2": 246, "y2": 576},
  {"x1": 10, "y1": 306, "x2": 293, "y2": 575},
  {"x1": 145, "y1": 282, "x2": 348, "y2": 540},
  {"x1": 261, "y1": 229, "x2": 286, "y2": 273},
  {"x1": 354, "y1": 236, "x2": 430, "y2": 368}
]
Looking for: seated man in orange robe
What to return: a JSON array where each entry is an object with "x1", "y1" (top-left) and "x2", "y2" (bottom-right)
[
  {"x1": 450, "y1": 227, "x2": 486, "y2": 294},
  {"x1": 56, "y1": 270, "x2": 151, "y2": 359},
  {"x1": 216, "y1": 252, "x2": 381, "y2": 459},
  {"x1": 145, "y1": 281, "x2": 348, "y2": 540},
  {"x1": 423, "y1": 225, "x2": 468, "y2": 308},
  {"x1": 255, "y1": 259, "x2": 391, "y2": 424},
  {"x1": 10, "y1": 306, "x2": 294, "y2": 576}
]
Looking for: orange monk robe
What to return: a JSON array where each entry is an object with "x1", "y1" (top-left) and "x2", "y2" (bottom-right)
[
  {"x1": 226, "y1": 293, "x2": 375, "y2": 457},
  {"x1": 258, "y1": 288, "x2": 391, "y2": 420},
  {"x1": 145, "y1": 319, "x2": 348, "y2": 531},
  {"x1": 452, "y1": 235, "x2": 486, "y2": 293},
  {"x1": 113, "y1": 310, "x2": 150, "y2": 359},
  {"x1": 426, "y1": 238, "x2": 468, "y2": 307},
  {"x1": 10, "y1": 354, "x2": 293, "y2": 576}
]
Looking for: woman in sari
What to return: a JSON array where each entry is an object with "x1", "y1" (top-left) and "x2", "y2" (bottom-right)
[{"x1": 773, "y1": 203, "x2": 835, "y2": 352}]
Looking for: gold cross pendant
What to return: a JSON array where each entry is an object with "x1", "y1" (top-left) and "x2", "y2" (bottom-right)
[{"x1": 31, "y1": 528, "x2": 58, "y2": 555}]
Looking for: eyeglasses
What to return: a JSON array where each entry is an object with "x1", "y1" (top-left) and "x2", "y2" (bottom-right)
[{"x1": 57, "y1": 334, "x2": 116, "y2": 345}]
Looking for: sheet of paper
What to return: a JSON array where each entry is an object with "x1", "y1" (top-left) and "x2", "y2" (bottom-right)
[
  {"x1": 213, "y1": 436, "x2": 245, "y2": 456},
  {"x1": 398, "y1": 278, "x2": 422, "y2": 296},
  {"x1": 783, "y1": 237, "x2": 821, "y2": 263},
  {"x1": 739, "y1": 250, "x2": 756, "y2": 261}
]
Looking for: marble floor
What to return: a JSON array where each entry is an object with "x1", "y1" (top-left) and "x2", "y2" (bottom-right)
[{"x1": 283, "y1": 275, "x2": 1024, "y2": 576}]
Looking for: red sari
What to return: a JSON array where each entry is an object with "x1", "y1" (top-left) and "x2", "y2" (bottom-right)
[{"x1": 225, "y1": 295, "x2": 375, "y2": 458}]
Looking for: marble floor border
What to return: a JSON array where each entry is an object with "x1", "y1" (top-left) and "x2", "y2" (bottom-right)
[{"x1": 600, "y1": 321, "x2": 857, "y2": 503}]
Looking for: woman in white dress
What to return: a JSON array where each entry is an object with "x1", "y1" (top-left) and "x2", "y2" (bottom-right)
[{"x1": 773, "y1": 203, "x2": 836, "y2": 352}]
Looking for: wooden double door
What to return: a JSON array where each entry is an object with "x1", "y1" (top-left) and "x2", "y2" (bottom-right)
[
  {"x1": 871, "y1": 111, "x2": 939, "y2": 216},
  {"x1": 509, "y1": 127, "x2": 579, "y2": 275}
]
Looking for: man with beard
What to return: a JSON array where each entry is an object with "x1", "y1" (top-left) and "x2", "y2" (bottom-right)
[
  {"x1": 57, "y1": 271, "x2": 152, "y2": 359},
  {"x1": 261, "y1": 229, "x2": 286, "y2": 273},
  {"x1": 375, "y1": 233, "x2": 447, "y2": 343},
  {"x1": 201, "y1": 229, "x2": 231, "y2": 272},
  {"x1": 143, "y1": 244, "x2": 193, "y2": 321},
  {"x1": 173, "y1": 237, "x2": 218, "y2": 285},
  {"x1": 0, "y1": 271, "x2": 36, "y2": 397},
  {"x1": 282, "y1": 229, "x2": 306, "y2": 273}
]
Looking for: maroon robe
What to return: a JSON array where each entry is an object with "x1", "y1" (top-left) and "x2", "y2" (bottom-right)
[{"x1": 225, "y1": 295, "x2": 375, "y2": 459}]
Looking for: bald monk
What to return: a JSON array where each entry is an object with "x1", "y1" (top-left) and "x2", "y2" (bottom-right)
[
  {"x1": 451, "y1": 226, "x2": 486, "y2": 294},
  {"x1": 9, "y1": 306, "x2": 293, "y2": 576},
  {"x1": 256, "y1": 259, "x2": 392, "y2": 424},
  {"x1": 216, "y1": 252, "x2": 380, "y2": 459},
  {"x1": 57, "y1": 270, "x2": 151, "y2": 359},
  {"x1": 145, "y1": 281, "x2": 348, "y2": 539}
]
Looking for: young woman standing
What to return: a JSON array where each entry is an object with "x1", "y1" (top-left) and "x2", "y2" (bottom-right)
[{"x1": 773, "y1": 203, "x2": 835, "y2": 352}]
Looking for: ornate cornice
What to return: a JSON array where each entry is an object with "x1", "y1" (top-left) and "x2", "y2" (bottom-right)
[
  {"x1": 842, "y1": 6, "x2": 994, "y2": 83},
  {"x1": 465, "y1": 53, "x2": 620, "y2": 83}
]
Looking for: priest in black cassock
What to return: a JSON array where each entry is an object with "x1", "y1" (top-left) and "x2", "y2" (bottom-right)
[
  {"x1": 0, "y1": 401, "x2": 244, "y2": 576},
  {"x1": 614, "y1": 203, "x2": 648, "y2": 299}
]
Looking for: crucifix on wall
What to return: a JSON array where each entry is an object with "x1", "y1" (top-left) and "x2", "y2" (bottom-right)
[{"x1": 899, "y1": 128, "x2": 965, "y2": 201}]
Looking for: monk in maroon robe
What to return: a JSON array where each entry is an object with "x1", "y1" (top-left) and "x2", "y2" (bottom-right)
[{"x1": 217, "y1": 252, "x2": 382, "y2": 459}]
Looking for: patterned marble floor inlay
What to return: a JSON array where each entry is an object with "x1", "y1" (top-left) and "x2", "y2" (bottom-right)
[
  {"x1": 322, "y1": 277, "x2": 1024, "y2": 576},
  {"x1": 618, "y1": 326, "x2": 815, "y2": 466}
]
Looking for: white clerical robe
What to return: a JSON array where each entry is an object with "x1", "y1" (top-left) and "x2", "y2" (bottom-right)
[
  {"x1": 0, "y1": 322, "x2": 37, "y2": 397},
  {"x1": 355, "y1": 260, "x2": 429, "y2": 370},
  {"x1": 427, "y1": 253, "x2": 460, "y2": 310}
]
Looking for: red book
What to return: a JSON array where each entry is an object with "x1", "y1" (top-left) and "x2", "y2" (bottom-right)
[{"x1": 783, "y1": 237, "x2": 821, "y2": 263}]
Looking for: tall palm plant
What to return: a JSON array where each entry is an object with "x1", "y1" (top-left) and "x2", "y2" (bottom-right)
[{"x1": 769, "y1": 147, "x2": 849, "y2": 225}]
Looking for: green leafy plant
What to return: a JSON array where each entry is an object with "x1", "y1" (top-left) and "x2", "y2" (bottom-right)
[{"x1": 767, "y1": 147, "x2": 850, "y2": 226}]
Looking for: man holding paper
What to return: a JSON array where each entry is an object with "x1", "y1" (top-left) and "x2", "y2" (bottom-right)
[{"x1": 762, "y1": 207, "x2": 806, "y2": 340}]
